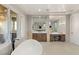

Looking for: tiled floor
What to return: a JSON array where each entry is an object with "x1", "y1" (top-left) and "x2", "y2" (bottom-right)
[{"x1": 40, "y1": 42, "x2": 79, "y2": 55}]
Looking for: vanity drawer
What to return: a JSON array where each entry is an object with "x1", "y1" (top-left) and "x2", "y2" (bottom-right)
[
  {"x1": 50, "y1": 34, "x2": 65, "y2": 42},
  {"x1": 32, "y1": 33, "x2": 47, "y2": 42}
]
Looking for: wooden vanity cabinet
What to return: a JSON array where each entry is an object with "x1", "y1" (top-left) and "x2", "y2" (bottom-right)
[
  {"x1": 32, "y1": 33, "x2": 47, "y2": 42},
  {"x1": 60, "y1": 34, "x2": 65, "y2": 42},
  {"x1": 50, "y1": 34, "x2": 65, "y2": 42}
]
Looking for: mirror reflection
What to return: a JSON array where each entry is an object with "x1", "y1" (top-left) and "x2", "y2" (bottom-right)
[
  {"x1": 10, "y1": 10, "x2": 17, "y2": 34},
  {"x1": 0, "y1": 5, "x2": 7, "y2": 43},
  {"x1": 10, "y1": 10, "x2": 17, "y2": 50},
  {"x1": 32, "y1": 15, "x2": 48, "y2": 31},
  {"x1": 32, "y1": 15, "x2": 66, "y2": 34},
  {"x1": 49, "y1": 16, "x2": 66, "y2": 33},
  {"x1": 49, "y1": 20, "x2": 59, "y2": 32}
]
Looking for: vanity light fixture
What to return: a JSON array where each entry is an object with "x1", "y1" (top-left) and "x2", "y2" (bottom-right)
[{"x1": 49, "y1": 21, "x2": 51, "y2": 25}]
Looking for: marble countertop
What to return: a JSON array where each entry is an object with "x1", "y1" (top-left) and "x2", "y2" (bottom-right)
[
  {"x1": 32, "y1": 31, "x2": 65, "y2": 34},
  {"x1": 32, "y1": 31, "x2": 47, "y2": 33},
  {"x1": 50, "y1": 32, "x2": 66, "y2": 34}
]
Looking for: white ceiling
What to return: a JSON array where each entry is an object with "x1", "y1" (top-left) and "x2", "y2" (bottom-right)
[{"x1": 11, "y1": 4, "x2": 79, "y2": 15}]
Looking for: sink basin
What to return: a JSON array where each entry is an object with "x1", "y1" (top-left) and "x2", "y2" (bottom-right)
[
  {"x1": 50, "y1": 32, "x2": 65, "y2": 34},
  {"x1": 51, "y1": 32, "x2": 60, "y2": 34}
]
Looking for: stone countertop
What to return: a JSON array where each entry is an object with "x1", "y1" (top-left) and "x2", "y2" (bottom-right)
[
  {"x1": 32, "y1": 31, "x2": 47, "y2": 33},
  {"x1": 32, "y1": 31, "x2": 65, "y2": 34},
  {"x1": 32, "y1": 30, "x2": 47, "y2": 33},
  {"x1": 50, "y1": 32, "x2": 66, "y2": 35}
]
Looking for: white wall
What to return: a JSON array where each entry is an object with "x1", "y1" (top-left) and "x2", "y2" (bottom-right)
[
  {"x1": 70, "y1": 12, "x2": 79, "y2": 45},
  {"x1": 20, "y1": 15, "x2": 27, "y2": 39},
  {"x1": 26, "y1": 15, "x2": 32, "y2": 39},
  {"x1": 66, "y1": 14, "x2": 70, "y2": 42},
  {"x1": 58, "y1": 16, "x2": 66, "y2": 34}
]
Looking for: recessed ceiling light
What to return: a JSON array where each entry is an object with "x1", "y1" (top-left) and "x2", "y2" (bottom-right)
[{"x1": 38, "y1": 9, "x2": 42, "y2": 12}]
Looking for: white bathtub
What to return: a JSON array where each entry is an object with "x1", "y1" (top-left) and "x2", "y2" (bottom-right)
[
  {"x1": 11, "y1": 39, "x2": 43, "y2": 55},
  {"x1": 0, "y1": 41, "x2": 12, "y2": 55}
]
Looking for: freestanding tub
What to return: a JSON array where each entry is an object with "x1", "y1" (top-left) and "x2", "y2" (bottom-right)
[
  {"x1": 0, "y1": 41, "x2": 12, "y2": 55},
  {"x1": 11, "y1": 39, "x2": 43, "y2": 55}
]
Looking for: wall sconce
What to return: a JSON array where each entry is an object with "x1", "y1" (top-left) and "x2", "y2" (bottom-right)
[
  {"x1": 48, "y1": 21, "x2": 51, "y2": 25},
  {"x1": 49, "y1": 26, "x2": 52, "y2": 28}
]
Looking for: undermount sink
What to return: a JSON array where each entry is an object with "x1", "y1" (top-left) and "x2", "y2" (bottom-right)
[
  {"x1": 50, "y1": 32, "x2": 65, "y2": 34},
  {"x1": 32, "y1": 31, "x2": 47, "y2": 33},
  {"x1": 51, "y1": 32, "x2": 60, "y2": 34}
]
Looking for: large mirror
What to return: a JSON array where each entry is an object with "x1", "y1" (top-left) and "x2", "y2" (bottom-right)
[
  {"x1": 0, "y1": 5, "x2": 7, "y2": 43},
  {"x1": 49, "y1": 20, "x2": 59, "y2": 32},
  {"x1": 49, "y1": 16, "x2": 66, "y2": 34},
  {"x1": 32, "y1": 15, "x2": 48, "y2": 32}
]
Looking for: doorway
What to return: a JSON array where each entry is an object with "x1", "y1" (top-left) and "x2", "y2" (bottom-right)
[{"x1": 10, "y1": 10, "x2": 17, "y2": 50}]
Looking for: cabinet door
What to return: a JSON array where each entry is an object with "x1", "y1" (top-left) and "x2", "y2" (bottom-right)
[
  {"x1": 42, "y1": 34, "x2": 47, "y2": 42},
  {"x1": 60, "y1": 35, "x2": 65, "y2": 42},
  {"x1": 50, "y1": 34, "x2": 54, "y2": 42},
  {"x1": 41, "y1": 34, "x2": 47, "y2": 42},
  {"x1": 37, "y1": 34, "x2": 41, "y2": 41},
  {"x1": 32, "y1": 33, "x2": 47, "y2": 42},
  {"x1": 32, "y1": 33, "x2": 37, "y2": 40}
]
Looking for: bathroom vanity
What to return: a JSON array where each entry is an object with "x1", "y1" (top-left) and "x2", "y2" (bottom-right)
[
  {"x1": 50, "y1": 33, "x2": 65, "y2": 42},
  {"x1": 32, "y1": 32, "x2": 47, "y2": 42},
  {"x1": 32, "y1": 32, "x2": 65, "y2": 42},
  {"x1": 32, "y1": 15, "x2": 66, "y2": 42}
]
